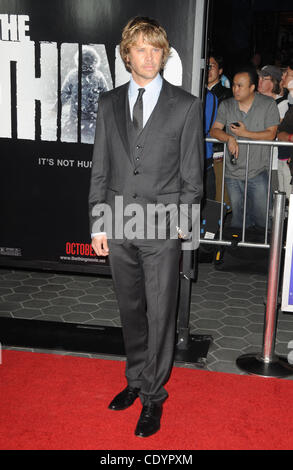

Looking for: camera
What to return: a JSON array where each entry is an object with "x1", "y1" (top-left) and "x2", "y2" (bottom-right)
[
  {"x1": 229, "y1": 153, "x2": 237, "y2": 165},
  {"x1": 230, "y1": 154, "x2": 237, "y2": 165}
]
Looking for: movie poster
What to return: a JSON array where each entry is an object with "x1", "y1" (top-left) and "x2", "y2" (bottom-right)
[{"x1": 0, "y1": 0, "x2": 198, "y2": 274}]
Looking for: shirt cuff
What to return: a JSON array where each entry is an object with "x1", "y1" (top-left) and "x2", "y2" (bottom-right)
[{"x1": 91, "y1": 232, "x2": 106, "y2": 238}]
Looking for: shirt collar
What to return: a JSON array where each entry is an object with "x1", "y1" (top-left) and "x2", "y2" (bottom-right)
[
  {"x1": 129, "y1": 73, "x2": 163, "y2": 98},
  {"x1": 208, "y1": 80, "x2": 220, "y2": 91}
]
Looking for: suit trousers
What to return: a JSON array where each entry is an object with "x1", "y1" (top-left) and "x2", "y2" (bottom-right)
[{"x1": 108, "y1": 238, "x2": 181, "y2": 405}]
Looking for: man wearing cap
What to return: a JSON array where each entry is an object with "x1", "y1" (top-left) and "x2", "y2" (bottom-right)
[{"x1": 258, "y1": 65, "x2": 288, "y2": 118}]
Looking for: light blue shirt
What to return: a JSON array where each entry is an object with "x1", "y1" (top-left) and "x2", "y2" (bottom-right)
[{"x1": 128, "y1": 73, "x2": 163, "y2": 127}]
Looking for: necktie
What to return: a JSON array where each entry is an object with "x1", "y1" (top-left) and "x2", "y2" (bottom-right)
[{"x1": 132, "y1": 88, "x2": 145, "y2": 132}]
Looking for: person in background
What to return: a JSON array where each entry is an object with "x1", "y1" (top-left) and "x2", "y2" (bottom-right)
[
  {"x1": 258, "y1": 65, "x2": 288, "y2": 118},
  {"x1": 280, "y1": 65, "x2": 289, "y2": 100},
  {"x1": 210, "y1": 66, "x2": 279, "y2": 229},
  {"x1": 208, "y1": 55, "x2": 232, "y2": 102},
  {"x1": 221, "y1": 74, "x2": 231, "y2": 89},
  {"x1": 207, "y1": 55, "x2": 232, "y2": 204},
  {"x1": 258, "y1": 65, "x2": 289, "y2": 195},
  {"x1": 204, "y1": 89, "x2": 218, "y2": 200},
  {"x1": 277, "y1": 62, "x2": 293, "y2": 201}
]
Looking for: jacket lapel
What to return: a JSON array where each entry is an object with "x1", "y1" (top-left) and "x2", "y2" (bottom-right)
[
  {"x1": 112, "y1": 83, "x2": 131, "y2": 161},
  {"x1": 143, "y1": 79, "x2": 175, "y2": 138}
]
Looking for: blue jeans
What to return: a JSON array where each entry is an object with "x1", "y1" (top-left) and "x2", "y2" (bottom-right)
[{"x1": 225, "y1": 170, "x2": 270, "y2": 228}]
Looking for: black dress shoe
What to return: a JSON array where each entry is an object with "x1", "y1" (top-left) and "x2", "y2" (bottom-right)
[
  {"x1": 135, "y1": 403, "x2": 162, "y2": 438},
  {"x1": 108, "y1": 386, "x2": 140, "y2": 410}
]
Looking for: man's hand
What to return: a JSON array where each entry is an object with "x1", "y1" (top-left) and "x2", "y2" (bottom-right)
[
  {"x1": 92, "y1": 234, "x2": 109, "y2": 257},
  {"x1": 210, "y1": 121, "x2": 239, "y2": 158},
  {"x1": 230, "y1": 121, "x2": 246, "y2": 137},
  {"x1": 210, "y1": 121, "x2": 239, "y2": 159},
  {"x1": 227, "y1": 135, "x2": 239, "y2": 159}
]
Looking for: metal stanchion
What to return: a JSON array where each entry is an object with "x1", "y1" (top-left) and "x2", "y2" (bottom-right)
[
  {"x1": 175, "y1": 249, "x2": 213, "y2": 365},
  {"x1": 236, "y1": 192, "x2": 293, "y2": 378}
]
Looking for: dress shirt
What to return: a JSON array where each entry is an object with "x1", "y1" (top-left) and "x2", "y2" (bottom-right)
[{"x1": 128, "y1": 73, "x2": 163, "y2": 127}]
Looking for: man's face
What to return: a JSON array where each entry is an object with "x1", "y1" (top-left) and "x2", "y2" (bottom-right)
[
  {"x1": 258, "y1": 75, "x2": 273, "y2": 95},
  {"x1": 283, "y1": 67, "x2": 293, "y2": 91},
  {"x1": 126, "y1": 33, "x2": 164, "y2": 86},
  {"x1": 208, "y1": 57, "x2": 222, "y2": 87},
  {"x1": 232, "y1": 73, "x2": 255, "y2": 102}
]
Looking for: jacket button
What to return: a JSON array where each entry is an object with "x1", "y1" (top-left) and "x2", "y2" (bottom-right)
[
  {"x1": 133, "y1": 193, "x2": 137, "y2": 199},
  {"x1": 134, "y1": 169, "x2": 139, "y2": 175}
]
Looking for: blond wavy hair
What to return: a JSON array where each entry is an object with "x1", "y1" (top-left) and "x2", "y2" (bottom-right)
[{"x1": 120, "y1": 17, "x2": 170, "y2": 73}]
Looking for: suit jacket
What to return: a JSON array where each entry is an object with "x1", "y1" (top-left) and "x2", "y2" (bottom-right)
[{"x1": 89, "y1": 78, "x2": 204, "y2": 240}]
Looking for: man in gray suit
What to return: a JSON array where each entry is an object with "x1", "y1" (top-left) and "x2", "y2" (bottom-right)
[{"x1": 89, "y1": 16, "x2": 203, "y2": 438}]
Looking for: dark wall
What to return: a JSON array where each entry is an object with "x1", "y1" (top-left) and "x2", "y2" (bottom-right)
[{"x1": 209, "y1": 0, "x2": 293, "y2": 80}]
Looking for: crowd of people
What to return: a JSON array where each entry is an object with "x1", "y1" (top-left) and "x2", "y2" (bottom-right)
[{"x1": 205, "y1": 54, "x2": 293, "y2": 230}]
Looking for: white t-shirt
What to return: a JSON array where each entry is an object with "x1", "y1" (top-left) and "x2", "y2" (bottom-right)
[{"x1": 276, "y1": 95, "x2": 289, "y2": 119}]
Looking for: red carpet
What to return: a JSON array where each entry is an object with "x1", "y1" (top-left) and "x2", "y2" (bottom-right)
[{"x1": 1, "y1": 349, "x2": 293, "y2": 450}]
